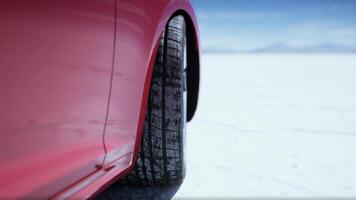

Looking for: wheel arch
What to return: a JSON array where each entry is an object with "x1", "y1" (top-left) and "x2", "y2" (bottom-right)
[
  {"x1": 127, "y1": 0, "x2": 201, "y2": 181},
  {"x1": 144, "y1": 4, "x2": 200, "y2": 125}
]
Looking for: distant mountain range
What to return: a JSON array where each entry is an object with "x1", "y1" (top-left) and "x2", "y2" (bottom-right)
[{"x1": 203, "y1": 43, "x2": 356, "y2": 54}]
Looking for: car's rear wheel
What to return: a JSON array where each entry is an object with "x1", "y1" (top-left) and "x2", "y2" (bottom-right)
[{"x1": 122, "y1": 15, "x2": 187, "y2": 186}]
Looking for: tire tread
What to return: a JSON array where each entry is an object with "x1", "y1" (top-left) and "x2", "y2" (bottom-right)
[{"x1": 122, "y1": 16, "x2": 186, "y2": 186}]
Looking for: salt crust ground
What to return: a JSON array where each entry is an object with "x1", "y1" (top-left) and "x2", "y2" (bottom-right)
[{"x1": 175, "y1": 54, "x2": 356, "y2": 198}]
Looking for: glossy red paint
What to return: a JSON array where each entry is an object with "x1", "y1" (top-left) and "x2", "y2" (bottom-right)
[
  {"x1": 0, "y1": 0, "x2": 199, "y2": 198},
  {"x1": 0, "y1": 1, "x2": 115, "y2": 198}
]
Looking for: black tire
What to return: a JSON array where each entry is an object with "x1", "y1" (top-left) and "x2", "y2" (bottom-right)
[{"x1": 122, "y1": 16, "x2": 187, "y2": 186}]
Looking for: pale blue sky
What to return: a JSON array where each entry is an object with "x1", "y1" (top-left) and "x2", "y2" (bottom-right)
[{"x1": 191, "y1": 0, "x2": 356, "y2": 51}]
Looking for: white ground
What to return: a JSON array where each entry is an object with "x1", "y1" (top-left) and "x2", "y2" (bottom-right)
[{"x1": 175, "y1": 54, "x2": 356, "y2": 198}]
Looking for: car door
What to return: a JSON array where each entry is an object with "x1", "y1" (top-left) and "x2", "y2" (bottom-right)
[{"x1": 0, "y1": 0, "x2": 115, "y2": 197}]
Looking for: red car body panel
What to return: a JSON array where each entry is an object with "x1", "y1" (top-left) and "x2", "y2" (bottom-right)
[{"x1": 0, "y1": 0, "x2": 199, "y2": 199}]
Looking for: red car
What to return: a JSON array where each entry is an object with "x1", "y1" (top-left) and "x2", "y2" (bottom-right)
[{"x1": 0, "y1": 0, "x2": 200, "y2": 199}]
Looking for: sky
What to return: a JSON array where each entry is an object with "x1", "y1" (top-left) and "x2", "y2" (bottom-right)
[{"x1": 190, "y1": 0, "x2": 356, "y2": 52}]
